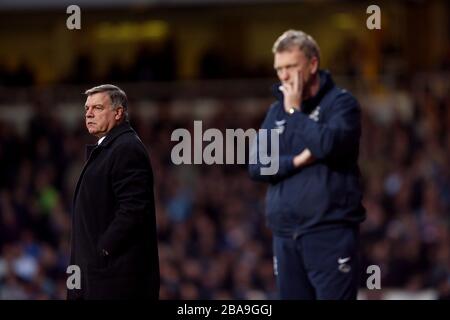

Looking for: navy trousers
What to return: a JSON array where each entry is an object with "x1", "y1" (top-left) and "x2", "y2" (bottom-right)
[{"x1": 273, "y1": 226, "x2": 360, "y2": 300}]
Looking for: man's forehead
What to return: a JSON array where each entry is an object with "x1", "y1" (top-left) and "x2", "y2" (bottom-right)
[
  {"x1": 275, "y1": 47, "x2": 304, "y2": 60},
  {"x1": 85, "y1": 92, "x2": 110, "y2": 105}
]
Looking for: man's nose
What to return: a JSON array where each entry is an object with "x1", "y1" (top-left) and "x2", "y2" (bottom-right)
[
  {"x1": 86, "y1": 108, "x2": 94, "y2": 118},
  {"x1": 279, "y1": 69, "x2": 289, "y2": 82}
]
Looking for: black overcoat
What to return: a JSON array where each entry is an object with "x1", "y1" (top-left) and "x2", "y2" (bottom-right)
[{"x1": 67, "y1": 121, "x2": 159, "y2": 299}]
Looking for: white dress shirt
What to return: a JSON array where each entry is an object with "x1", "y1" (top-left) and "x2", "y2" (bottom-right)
[{"x1": 98, "y1": 136, "x2": 106, "y2": 145}]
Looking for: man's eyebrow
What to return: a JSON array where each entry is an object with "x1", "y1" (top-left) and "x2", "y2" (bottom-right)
[
  {"x1": 274, "y1": 63, "x2": 298, "y2": 71},
  {"x1": 84, "y1": 104, "x2": 104, "y2": 108}
]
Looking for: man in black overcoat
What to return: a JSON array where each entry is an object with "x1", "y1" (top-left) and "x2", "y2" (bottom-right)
[{"x1": 67, "y1": 84, "x2": 160, "y2": 300}]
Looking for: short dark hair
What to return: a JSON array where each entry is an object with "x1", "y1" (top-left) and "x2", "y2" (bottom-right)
[{"x1": 85, "y1": 84, "x2": 128, "y2": 120}]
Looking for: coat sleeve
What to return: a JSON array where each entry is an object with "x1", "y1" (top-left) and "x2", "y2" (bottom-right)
[
  {"x1": 287, "y1": 92, "x2": 361, "y2": 160},
  {"x1": 98, "y1": 141, "x2": 154, "y2": 256},
  {"x1": 248, "y1": 105, "x2": 298, "y2": 184}
]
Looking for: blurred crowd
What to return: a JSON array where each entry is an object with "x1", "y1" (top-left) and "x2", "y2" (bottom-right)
[
  {"x1": 0, "y1": 75, "x2": 449, "y2": 300},
  {"x1": 0, "y1": 41, "x2": 272, "y2": 88}
]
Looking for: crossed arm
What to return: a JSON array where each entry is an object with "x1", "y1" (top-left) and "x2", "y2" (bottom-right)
[{"x1": 293, "y1": 148, "x2": 315, "y2": 168}]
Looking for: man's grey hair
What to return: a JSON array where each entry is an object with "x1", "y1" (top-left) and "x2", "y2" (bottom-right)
[
  {"x1": 272, "y1": 30, "x2": 321, "y2": 65},
  {"x1": 85, "y1": 84, "x2": 129, "y2": 121}
]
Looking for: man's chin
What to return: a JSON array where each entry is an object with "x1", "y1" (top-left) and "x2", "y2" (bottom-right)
[{"x1": 87, "y1": 127, "x2": 98, "y2": 135}]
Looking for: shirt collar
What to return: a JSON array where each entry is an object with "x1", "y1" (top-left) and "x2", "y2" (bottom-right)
[{"x1": 98, "y1": 136, "x2": 106, "y2": 145}]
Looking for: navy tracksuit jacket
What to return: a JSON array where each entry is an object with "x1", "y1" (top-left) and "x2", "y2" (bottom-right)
[{"x1": 249, "y1": 70, "x2": 366, "y2": 239}]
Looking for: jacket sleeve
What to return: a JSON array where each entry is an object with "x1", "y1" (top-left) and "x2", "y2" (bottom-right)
[
  {"x1": 98, "y1": 141, "x2": 154, "y2": 256},
  {"x1": 248, "y1": 105, "x2": 297, "y2": 184},
  {"x1": 287, "y1": 92, "x2": 361, "y2": 160}
]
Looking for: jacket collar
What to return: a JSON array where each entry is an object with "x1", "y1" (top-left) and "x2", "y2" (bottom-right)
[
  {"x1": 84, "y1": 121, "x2": 134, "y2": 160},
  {"x1": 271, "y1": 69, "x2": 335, "y2": 113},
  {"x1": 98, "y1": 120, "x2": 134, "y2": 148}
]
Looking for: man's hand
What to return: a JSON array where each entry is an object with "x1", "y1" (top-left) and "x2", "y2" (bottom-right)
[
  {"x1": 280, "y1": 69, "x2": 303, "y2": 113},
  {"x1": 293, "y1": 148, "x2": 315, "y2": 168}
]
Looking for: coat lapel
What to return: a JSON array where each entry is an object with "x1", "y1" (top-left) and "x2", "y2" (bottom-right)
[
  {"x1": 72, "y1": 143, "x2": 100, "y2": 210},
  {"x1": 71, "y1": 121, "x2": 135, "y2": 212}
]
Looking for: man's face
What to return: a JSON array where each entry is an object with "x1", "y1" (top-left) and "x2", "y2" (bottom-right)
[
  {"x1": 84, "y1": 92, "x2": 122, "y2": 138},
  {"x1": 274, "y1": 47, "x2": 318, "y2": 95}
]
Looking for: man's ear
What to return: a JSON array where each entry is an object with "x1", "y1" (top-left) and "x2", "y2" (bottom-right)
[
  {"x1": 310, "y1": 56, "x2": 319, "y2": 75},
  {"x1": 115, "y1": 107, "x2": 124, "y2": 120}
]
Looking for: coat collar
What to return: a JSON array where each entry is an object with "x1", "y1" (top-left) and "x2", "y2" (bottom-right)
[
  {"x1": 98, "y1": 120, "x2": 134, "y2": 148},
  {"x1": 84, "y1": 121, "x2": 134, "y2": 160}
]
